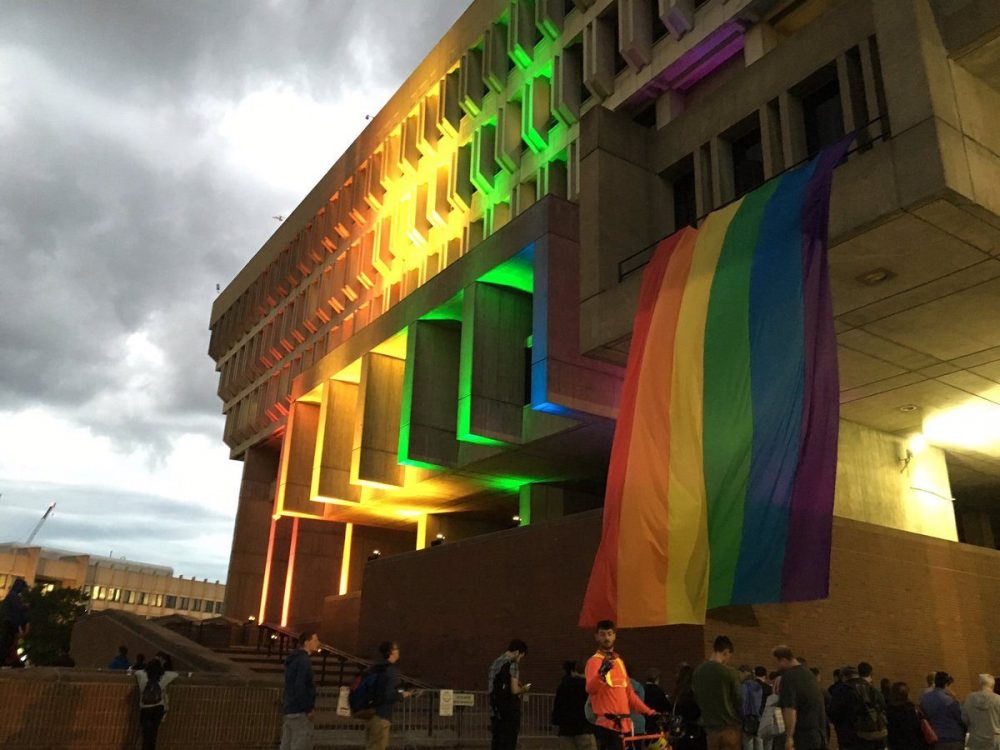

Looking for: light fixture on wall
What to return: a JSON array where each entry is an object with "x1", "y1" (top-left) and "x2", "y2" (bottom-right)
[
  {"x1": 898, "y1": 433, "x2": 928, "y2": 472},
  {"x1": 367, "y1": 549, "x2": 382, "y2": 561},
  {"x1": 431, "y1": 533, "x2": 446, "y2": 547}
]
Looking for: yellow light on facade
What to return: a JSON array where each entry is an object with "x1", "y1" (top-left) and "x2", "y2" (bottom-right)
[
  {"x1": 339, "y1": 523, "x2": 353, "y2": 596},
  {"x1": 923, "y1": 401, "x2": 1000, "y2": 452}
]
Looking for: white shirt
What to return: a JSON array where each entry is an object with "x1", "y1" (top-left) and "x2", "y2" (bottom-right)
[{"x1": 134, "y1": 670, "x2": 179, "y2": 709}]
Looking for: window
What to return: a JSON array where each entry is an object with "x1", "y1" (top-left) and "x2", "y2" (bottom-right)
[
  {"x1": 165, "y1": 595, "x2": 177, "y2": 609},
  {"x1": 665, "y1": 155, "x2": 697, "y2": 231},
  {"x1": 124, "y1": 590, "x2": 135, "y2": 604},
  {"x1": 110, "y1": 588, "x2": 122, "y2": 602},
  {"x1": 731, "y1": 126, "x2": 765, "y2": 196},
  {"x1": 204, "y1": 599, "x2": 214, "y2": 613},
  {"x1": 96, "y1": 586, "x2": 106, "y2": 601},
  {"x1": 153, "y1": 594, "x2": 164, "y2": 607},
  {"x1": 82, "y1": 584, "x2": 91, "y2": 598},
  {"x1": 137, "y1": 591, "x2": 147, "y2": 605},
  {"x1": 214, "y1": 601, "x2": 223, "y2": 614},
  {"x1": 650, "y1": 0, "x2": 668, "y2": 43},
  {"x1": 192, "y1": 599, "x2": 202, "y2": 612},
  {"x1": 179, "y1": 597, "x2": 190, "y2": 610},
  {"x1": 800, "y1": 65, "x2": 844, "y2": 157}
]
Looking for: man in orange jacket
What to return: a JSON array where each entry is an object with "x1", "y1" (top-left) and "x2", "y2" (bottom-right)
[{"x1": 586, "y1": 619, "x2": 658, "y2": 750}]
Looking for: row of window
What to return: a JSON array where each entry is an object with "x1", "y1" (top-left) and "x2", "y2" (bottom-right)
[{"x1": 85, "y1": 585, "x2": 223, "y2": 614}]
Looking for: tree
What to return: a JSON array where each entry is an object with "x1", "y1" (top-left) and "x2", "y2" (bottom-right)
[{"x1": 22, "y1": 584, "x2": 89, "y2": 666}]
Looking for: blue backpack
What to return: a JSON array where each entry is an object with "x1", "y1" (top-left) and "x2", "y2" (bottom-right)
[{"x1": 349, "y1": 665, "x2": 384, "y2": 718}]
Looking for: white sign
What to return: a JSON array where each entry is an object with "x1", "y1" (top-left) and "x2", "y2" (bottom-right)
[
  {"x1": 439, "y1": 689, "x2": 454, "y2": 716},
  {"x1": 453, "y1": 692, "x2": 476, "y2": 707},
  {"x1": 336, "y1": 686, "x2": 352, "y2": 718}
]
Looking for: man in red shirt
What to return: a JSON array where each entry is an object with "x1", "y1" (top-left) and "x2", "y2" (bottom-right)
[{"x1": 586, "y1": 620, "x2": 658, "y2": 750}]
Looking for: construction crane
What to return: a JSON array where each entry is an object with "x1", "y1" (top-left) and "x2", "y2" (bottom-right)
[{"x1": 25, "y1": 502, "x2": 56, "y2": 545}]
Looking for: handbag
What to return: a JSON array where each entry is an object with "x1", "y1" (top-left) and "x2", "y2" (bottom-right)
[{"x1": 918, "y1": 708, "x2": 938, "y2": 746}]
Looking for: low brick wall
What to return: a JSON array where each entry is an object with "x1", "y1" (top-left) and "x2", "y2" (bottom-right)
[
  {"x1": 0, "y1": 668, "x2": 282, "y2": 749},
  {"x1": 356, "y1": 514, "x2": 1000, "y2": 694}
]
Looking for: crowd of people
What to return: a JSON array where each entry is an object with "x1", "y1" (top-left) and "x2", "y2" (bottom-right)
[
  {"x1": 276, "y1": 621, "x2": 998, "y2": 750},
  {"x1": 541, "y1": 627, "x2": 1000, "y2": 750}
]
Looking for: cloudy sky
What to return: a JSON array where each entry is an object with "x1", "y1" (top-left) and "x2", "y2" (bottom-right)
[{"x1": 0, "y1": 0, "x2": 471, "y2": 582}]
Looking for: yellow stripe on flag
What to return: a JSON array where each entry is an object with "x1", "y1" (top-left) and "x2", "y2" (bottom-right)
[{"x1": 665, "y1": 200, "x2": 743, "y2": 624}]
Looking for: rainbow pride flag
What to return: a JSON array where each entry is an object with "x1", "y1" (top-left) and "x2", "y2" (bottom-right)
[{"x1": 580, "y1": 143, "x2": 847, "y2": 627}]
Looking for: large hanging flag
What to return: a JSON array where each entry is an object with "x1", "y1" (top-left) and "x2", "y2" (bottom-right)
[{"x1": 580, "y1": 142, "x2": 849, "y2": 627}]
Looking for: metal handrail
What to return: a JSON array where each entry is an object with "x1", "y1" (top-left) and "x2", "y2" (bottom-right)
[
  {"x1": 617, "y1": 114, "x2": 891, "y2": 282},
  {"x1": 310, "y1": 687, "x2": 559, "y2": 741},
  {"x1": 255, "y1": 622, "x2": 433, "y2": 689}
]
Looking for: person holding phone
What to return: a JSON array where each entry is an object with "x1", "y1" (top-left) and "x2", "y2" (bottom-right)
[{"x1": 488, "y1": 639, "x2": 530, "y2": 750}]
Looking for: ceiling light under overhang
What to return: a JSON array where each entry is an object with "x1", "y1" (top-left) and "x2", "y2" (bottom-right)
[{"x1": 856, "y1": 267, "x2": 896, "y2": 286}]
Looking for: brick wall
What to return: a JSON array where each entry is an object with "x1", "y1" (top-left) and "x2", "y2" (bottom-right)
[
  {"x1": 355, "y1": 512, "x2": 1000, "y2": 696},
  {"x1": 0, "y1": 669, "x2": 281, "y2": 749}
]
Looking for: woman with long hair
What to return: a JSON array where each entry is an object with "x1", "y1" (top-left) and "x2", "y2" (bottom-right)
[
  {"x1": 673, "y1": 663, "x2": 707, "y2": 750},
  {"x1": 134, "y1": 657, "x2": 179, "y2": 749},
  {"x1": 886, "y1": 682, "x2": 927, "y2": 750}
]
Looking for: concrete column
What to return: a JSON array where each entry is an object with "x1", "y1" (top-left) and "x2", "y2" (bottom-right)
[
  {"x1": 620, "y1": 0, "x2": 653, "y2": 72},
  {"x1": 584, "y1": 15, "x2": 616, "y2": 100},
  {"x1": 459, "y1": 281, "x2": 533, "y2": 445},
  {"x1": 779, "y1": 90, "x2": 807, "y2": 167},
  {"x1": 400, "y1": 319, "x2": 462, "y2": 468},
  {"x1": 352, "y1": 352, "x2": 406, "y2": 488},
  {"x1": 759, "y1": 101, "x2": 784, "y2": 178},
  {"x1": 276, "y1": 401, "x2": 321, "y2": 516},
  {"x1": 224, "y1": 444, "x2": 280, "y2": 623},
  {"x1": 961, "y1": 511, "x2": 997, "y2": 548},
  {"x1": 518, "y1": 483, "x2": 566, "y2": 524},
  {"x1": 834, "y1": 420, "x2": 957, "y2": 541},
  {"x1": 661, "y1": 0, "x2": 695, "y2": 40},
  {"x1": 311, "y1": 379, "x2": 362, "y2": 503}
]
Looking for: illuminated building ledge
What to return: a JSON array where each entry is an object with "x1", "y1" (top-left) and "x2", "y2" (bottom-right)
[{"x1": 263, "y1": 194, "x2": 622, "y2": 533}]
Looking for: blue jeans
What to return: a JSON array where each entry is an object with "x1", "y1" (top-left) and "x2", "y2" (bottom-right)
[{"x1": 280, "y1": 713, "x2": 313, "y2": 750}]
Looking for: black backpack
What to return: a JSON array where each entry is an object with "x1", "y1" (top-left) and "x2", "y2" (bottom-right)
[
  {"x1": 141, "y1": 678, "x2": 163, "y2": 706},
  {"x1": 490, "y1": 660, "x2": 519, "y2": 720},
  {"x1": 851, "y1": 681, "x2": 888, "y2": 740}
]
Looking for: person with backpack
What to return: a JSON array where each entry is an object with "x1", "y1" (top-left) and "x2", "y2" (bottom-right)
[
  {"x1": 830, "y1": 663, "x2": 888, "y2": 750},
  {"x1": 281, "y1": 631, "x2": 320, "y2": 750},
  {"x1": 553, "y1": 660, "x2": 597, "y2": 749},
  {"x1": 741, "y1": 665, "x2": 766, "y2": 750},
  {"x1": 759, "y1": 674, "x2": 785, "y2": 750},
  {"x1": 352, "y1": 641, "x2": 414, "y2": 750},
  {"x1": 488, "y1": 639, "x2": 530, "y2": 750},
  {"x1": 134, "y1": 657, "x2": 178, "y2": 750}
]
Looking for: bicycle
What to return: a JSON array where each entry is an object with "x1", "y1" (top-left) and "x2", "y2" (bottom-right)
[{"x1": 600, "y1": 712, "x2": 678, "y2": 750}]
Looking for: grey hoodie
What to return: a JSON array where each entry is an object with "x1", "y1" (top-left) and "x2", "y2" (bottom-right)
[{"x1": 962, "y1": 690, "x2": 1000, "y2": 750}]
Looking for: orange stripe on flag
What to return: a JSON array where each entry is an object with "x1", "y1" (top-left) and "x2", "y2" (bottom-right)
[
  {"x1": 617, "y1": 227, "x2": 700, "y2": 626},
  {"x1": 578, "y1": 230, "x2": 687, "y2": 627}
]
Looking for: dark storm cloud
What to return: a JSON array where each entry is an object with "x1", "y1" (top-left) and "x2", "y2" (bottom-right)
[
  {"x1": 2, "y1": 482, "x2": 235, "y2": 581},
  {"x1": 0, "y1": 0, "x2": 471, "y2": 451}
]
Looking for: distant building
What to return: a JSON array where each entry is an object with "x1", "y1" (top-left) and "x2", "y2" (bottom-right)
[{"x1": 0, "y1": 544, "x2": 225, "y2": 620}]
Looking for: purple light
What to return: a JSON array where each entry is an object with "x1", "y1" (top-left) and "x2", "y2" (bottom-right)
[{"x1": 623, "y1": 21, "x2": 745, "y2": 113}]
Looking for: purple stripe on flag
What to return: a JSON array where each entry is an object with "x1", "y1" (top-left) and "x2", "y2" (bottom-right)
[{"x1": 781, "y1": 140, "x2": 851, "y2": 601}]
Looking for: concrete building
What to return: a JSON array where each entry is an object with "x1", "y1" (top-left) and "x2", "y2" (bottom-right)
[
  {"x1": 0, "y1": 544, "x2": 225, "y2": 620},
  {"x1": 210, "y1": 0, "x2": 1000, "y2": 686}
]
